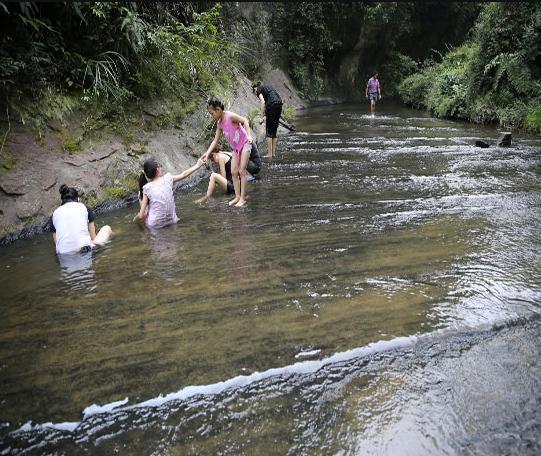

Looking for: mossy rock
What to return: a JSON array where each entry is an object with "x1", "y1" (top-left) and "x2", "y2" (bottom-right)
[
  {"x1": 62, "y1": 137, "x2": 82, "y2": 154},
  {"x1": 0, "y1": 146, "x2": 17, "y2": 173},
  {"x1": 104, "y1": 187, "x2": 130, "y2": 199}
]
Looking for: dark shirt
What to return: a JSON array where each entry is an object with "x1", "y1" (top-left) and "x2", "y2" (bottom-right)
[
  {"x1": 256, "y1": 85, "x2": 282, "y2": 107},
  {"x1": 249, "y1": 142, "x2": 262, "y2": 168},
  {"x1": 222, "y1": 152, "x2": 233, "y2": 183}
]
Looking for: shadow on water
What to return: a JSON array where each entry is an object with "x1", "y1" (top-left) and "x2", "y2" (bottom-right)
[{"x1": 1, "y1": 102, "x2": 540, "y2": 454}]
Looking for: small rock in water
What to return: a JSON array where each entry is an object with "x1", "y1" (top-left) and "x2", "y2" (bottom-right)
[
  {"x1": 475, "y1": 140, "x2": 490, "y2": 148},
  {"x1": 497, "y1": 132, "x2": 512, "y2": 147}
]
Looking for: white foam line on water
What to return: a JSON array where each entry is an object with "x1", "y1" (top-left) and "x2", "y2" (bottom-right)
[
  {"x1": 295, "y1": 349, "x2": 322, "y2": 358},
  {"x1": 10, "y1": 334, "x2": 422, "y2": 436},
  {"x1": 13, "y1": 315, "x2": 530, "y2": 438},
  {"x1": 83, "y1": 397, "x2": 129, "y2": 419}
]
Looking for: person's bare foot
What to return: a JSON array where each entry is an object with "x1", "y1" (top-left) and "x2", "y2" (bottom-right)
[
  {"x1": 263, "y1": 154, "x2": 273, "y2": 159},
  {"x1": 235, "y1": 199, "x2": 247, "y2": 207},
  {"x1": 228, "y1": 197, "x2": 240, "y2": 206}
]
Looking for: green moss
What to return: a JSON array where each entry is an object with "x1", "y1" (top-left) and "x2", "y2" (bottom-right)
[
  {"x1": 0, "y1": 145, "x2": 16, "y2": 172},
  {"x1": 62, "y1": 137, "x2": 82, "y2": 154},
  {"x1": 83, "y1": 196, "x2": 108, "y2": 208},
  {"x1": 0, "y1": 223, "x2": 22, "y2": 236},
  {"x1": 124, "y1": 173, "x2": 141, "y2": 193},
  {"x1": 104, "y1": 187, "x2": 129, "y2": 199}
]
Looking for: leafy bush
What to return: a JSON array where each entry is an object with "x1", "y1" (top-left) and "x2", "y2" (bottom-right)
[
  {"x1": 398, "y1": 2, "x2": 541, "y2": 132},
  {"x1": 524, "y1": 102, "x2": 541, "y2": 133},
  {"x1": 398, "y1": 68, "x2": 434, "y2": 109},
  {"x1": 380, "y1": 52, "x2": 418, "y2": 97}
]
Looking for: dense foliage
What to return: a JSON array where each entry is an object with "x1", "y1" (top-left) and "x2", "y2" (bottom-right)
[
  {"x1": 271, "y1": 2, "x2": 480, "y2": 100},
  {"x1": 398, "y1": 2, "x2": 541, "y2": 132},
  {"x1": 0, "y1": 2, "x2": 239, "y2": 136}
]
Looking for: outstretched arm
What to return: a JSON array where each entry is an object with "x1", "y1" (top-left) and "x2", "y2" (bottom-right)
[
  {"x1": 201, "y1": 127, "x2": 222, "y2": 161},
  {"x1": 172, "y1": 158, "x2": 205, "y2": 183},
  {"x1": 229, "y1": 111, "x2": 253, "y2": 143}
]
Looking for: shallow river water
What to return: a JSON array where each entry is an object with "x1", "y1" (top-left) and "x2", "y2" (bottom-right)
[{"x1": 1, "y1": 102, "x2": 540, "y2": 455}]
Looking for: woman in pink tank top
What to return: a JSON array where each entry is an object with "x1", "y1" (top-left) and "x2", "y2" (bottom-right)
[{"x1": 202, "y1": 96, "x2": 253, "y2": 207}]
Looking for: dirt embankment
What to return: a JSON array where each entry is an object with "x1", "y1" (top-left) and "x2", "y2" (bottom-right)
[{"x1": 0, "y1": 67, "x2": 306, "y2": 246}]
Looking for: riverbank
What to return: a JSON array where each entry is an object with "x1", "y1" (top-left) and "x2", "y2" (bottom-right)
[{"x1": 0, "y1": 67, "x2": 306, "y2": 246}]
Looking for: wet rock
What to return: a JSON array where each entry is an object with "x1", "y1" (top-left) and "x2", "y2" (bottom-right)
[
  {"x1": 16, "y1": 200, "x2": 42, "y2": 220},
  {"x1": 0, "y1": 176, "x2": 29, "y2": 195},
  {"x1": 89, "y1": 148, "x2": 119, "y2": 162},
  {"x1": 475, "y1": 140, "x2": 490, "y2": 148},
  {"x1": 63, "y1": 156, "x2": 86, "y2": 167},
  {"x1": 42, "y1": 176, "x2": 57, "y2": 191},
  {"x1": 497, "y1": 132, "x2": 512, "y2": 147}
]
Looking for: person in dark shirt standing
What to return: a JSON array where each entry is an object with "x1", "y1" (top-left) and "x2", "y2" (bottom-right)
[{"x1": 252, "y1": 82, "x2": 283, "y2": 159}]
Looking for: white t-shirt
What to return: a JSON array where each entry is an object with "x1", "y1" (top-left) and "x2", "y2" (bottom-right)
[{"x1": 51, "y1": 201, "x2": 94, "y2": 254}]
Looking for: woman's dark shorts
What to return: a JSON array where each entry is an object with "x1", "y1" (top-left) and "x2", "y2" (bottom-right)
[
  {"x1": 226, "y1": 180, "x2": 234, "y2": 195},
  {"x1": 265, "y1": 103, "x2": 283, "y2": 138}
]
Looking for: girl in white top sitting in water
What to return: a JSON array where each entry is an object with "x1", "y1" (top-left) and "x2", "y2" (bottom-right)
[
  {"x1": 133, "y1": 156, "x2": 204, "y2": 229},
  {"x1": 49, "y1": 184, "x2": 112, "y2": 254}
]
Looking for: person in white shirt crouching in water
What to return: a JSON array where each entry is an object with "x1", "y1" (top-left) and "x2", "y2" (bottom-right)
[{"x1": 49, "y1": 184, "x2": 112, "y2": 254}]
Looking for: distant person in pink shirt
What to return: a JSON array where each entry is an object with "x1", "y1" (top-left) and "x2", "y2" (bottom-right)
[
  {"x1": 133, "y1": 156, "x2": 204, "y2": 229},
  {"x1": 202, "y1": 96, "x2": 253, "y2": 208},
  {"x1": 365, "y1": 72, "x2": 382, "y2": 116}
]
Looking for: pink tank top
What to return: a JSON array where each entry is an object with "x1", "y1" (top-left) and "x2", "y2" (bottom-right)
[{"x1": 219, "y1": 112, "x2": 249, "y2": 153}]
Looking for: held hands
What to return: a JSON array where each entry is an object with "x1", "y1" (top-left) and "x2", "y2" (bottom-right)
[{"x1": 133, "y1": 212, "x2": 142, "y2": 222}]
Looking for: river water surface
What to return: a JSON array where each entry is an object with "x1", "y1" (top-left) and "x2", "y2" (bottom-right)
[{"x1": 1, "y1": 102, "x2": 540, "y2": 455}]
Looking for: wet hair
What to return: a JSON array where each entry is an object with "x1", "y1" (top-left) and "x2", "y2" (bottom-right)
[
  {"x1": 207, "y1": 96, "x2": 224, "y2": 111},
  {"x1": 139, "y1": 157, "x2": 159, "y2": 199},
  {"x1": 59, "y1": 184, "x2": 78, "y2": 203}
]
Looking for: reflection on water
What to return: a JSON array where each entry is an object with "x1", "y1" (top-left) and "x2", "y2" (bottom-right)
[
  {"x1": 57, "y1": 250, "x2": 96, "y2": 293},
  {"x1": 1, "y1": 102, "x2": 540, "y2": 454}
]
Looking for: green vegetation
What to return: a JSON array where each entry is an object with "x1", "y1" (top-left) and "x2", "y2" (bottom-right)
[
  {"x1": 0, "y1": 3, "x2": 242, "y2": 139},
  {"x1": 281, "y1": 104, "x2": 295, "y2": 124},
  {"x1": 398, "y1": 3, "x2": 541, "y2": 132},
  {"x1": 271, "y1": 2, "x2": 480, "y2": 100},
  {"x1": 104, "y1": 187, "x2": 129, "y2": 199},
  {"x1": 62, "y1": 137, "x2": 82, "y2": 154}
]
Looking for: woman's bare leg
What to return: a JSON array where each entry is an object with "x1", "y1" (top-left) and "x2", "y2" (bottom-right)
[
  {"x1": 235, "y1": 144, "x2": 251, "y2": 207},
  {"x1": 229, "y1": 155, "x2": 241, "y2": 206}
]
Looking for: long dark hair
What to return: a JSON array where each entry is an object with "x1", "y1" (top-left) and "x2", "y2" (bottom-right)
[
  {"x1": 139, "y1": 157, "x2": 159, "y2": 199},
  {"x1": 207, "y1": 96, "x2": 224, "y2": 111},
  {"x1": 59, "y1": 184, "x2": 78, "y2": 204}
]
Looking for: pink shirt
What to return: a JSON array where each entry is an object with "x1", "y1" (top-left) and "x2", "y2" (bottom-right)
[
  {"x1": 219, "y1": 111, "x2": 249, "y2": 153},
  {"x1": 142, "y1": 173, "x2": 179, "y2": 229}
]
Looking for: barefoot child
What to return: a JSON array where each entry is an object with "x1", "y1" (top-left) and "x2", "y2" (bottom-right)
[
  {"x1": 134, "y1": 156, "x2": 204, "y2": 229},
  {"x1": 202, "y1": 96, "x2": 253, "y2": 207}
]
